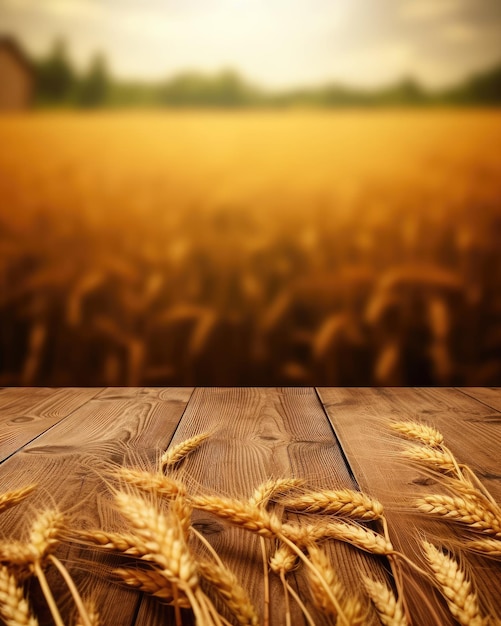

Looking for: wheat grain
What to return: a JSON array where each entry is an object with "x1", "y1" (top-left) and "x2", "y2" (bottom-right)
[
  {"x1": 269, "y1": 544, "x2": 299, "y2": 575},
  {"x1": 116, "y1": 468, "x2": 186, "y2": 497},
  {"x1": 114, "y1": 567, "x2": 190, "y2": 607},
  {"x1": 190, "y1": 494, "x2": 282, "y2": 538},
  {"x1": 279, "y1": 488, "x2": 383, "y2": 520},
  {"x1": 75, "y1": 600, "x2": 100, "y2": 626},
  {"x1": 416, "y1": 494, "x2": 501, "y2": 536},
  {"x1": 401, "y1": 445, "x2": 457, "y2": 473},
  {"x1": 391, "y1": 422, "x2": 444, "y2": 447},
  {"x1": 363, "y1": 577, "x2": 408, "y2": 626},
  {"x1": 0, "y1": 485, "x2": 37, "y2": 515},
  {"x1": 282, "y1": 519, "x2": 393, "y2": 555},
  {"x1": 115, "y1": 492, "x2": 199, "y2": 590},
  {"x1": 0, "y1": 543, "x2": 35, "y2": 569},
  {"x1": 249, "y1": 478, "x2": 304, "y2": 507},
  {"x1": 28, "y1": 509, "x2": 64, "y2": 563},
  {"x1": 306, "y1": 545, "x2": 343, "y2": 614},
  {"x1": 463, "y1": 538, "x2": 501, "y2": 558},
  {"x1": 74, "y1": 529, "x2": 152, "y2": 557},
  {"x1": 340, "y1": 596, "x2": 366, "y2": 626},
  {"x1": 0, "y1": 565, "x2": 38, "y2": 626},
  {"x1": 422, "y1": 541, "x2": 487, "y2": 626},
  {"x1": 198, "y1": 560, "x2": 259, "y2": 626},
  {"x1": 161, "y1": 433, "x2": 210, "y2": 469}
]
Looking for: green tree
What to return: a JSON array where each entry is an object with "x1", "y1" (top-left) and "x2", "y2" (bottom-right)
[
  {"x1": 36, "y1": 39, "x2": 75, "y2": 104},
  {"x1": 77, "y1": 53, "x2": 110, "y2": 107}
]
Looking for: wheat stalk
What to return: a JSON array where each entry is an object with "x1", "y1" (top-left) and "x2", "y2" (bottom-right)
[
  {"x1": 0, "y1": 566, "x2": 38, "y2": 626},
  {"x1": 279, "y1": 488, "x2": 383, "y2": 520},
  {"x1": 198, "y1": 559, "x2": 259, "y2": 626},
  {"x1": 0, "y1": 485, "x2": 37, "y2": 515},
  {"x1": 161, "y1": 433, "x2": 210, "y2": 469},
  {"x1": 115, "y1": 492, "x2": 199, "y2": 591},
  {"x1": 416, "y1": 494, "x2": 501, "y2": 536},
  {"x1": 422, "y1": 541, "x2": 488, "y2": 626},
  {"x1": 391, "y1": 422, "x2": 444, "y2": 447},
  {"x1": 363, "y1": 577, "x2": 408, "y2": 626}
]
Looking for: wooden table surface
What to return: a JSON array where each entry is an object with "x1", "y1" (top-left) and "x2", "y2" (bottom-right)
[{"x1": 1, "y1": 387, "x2": 500, "y2": 626}]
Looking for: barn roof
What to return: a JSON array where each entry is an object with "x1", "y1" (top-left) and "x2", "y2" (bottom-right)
[{"x1": 0, "y1": 36, "x2": 35, "y2": 75}]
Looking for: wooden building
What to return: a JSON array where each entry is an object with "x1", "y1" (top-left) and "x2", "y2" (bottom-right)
[{"x1": 0, "y1": 36, "x2": 34, "y2": 110}]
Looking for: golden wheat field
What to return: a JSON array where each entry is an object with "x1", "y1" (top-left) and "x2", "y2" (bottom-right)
[{"x1": 1, "y1": 110, "x2": 501, "y2": 386}]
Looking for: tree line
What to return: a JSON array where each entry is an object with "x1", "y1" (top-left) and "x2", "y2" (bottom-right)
[{"x1": 34, "y1": 39, "x2": 501, "y2": 108}]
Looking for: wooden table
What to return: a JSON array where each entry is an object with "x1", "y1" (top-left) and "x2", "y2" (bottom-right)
[{"x1": 1, "y1": 388, "x2": 500, "y2": 626}]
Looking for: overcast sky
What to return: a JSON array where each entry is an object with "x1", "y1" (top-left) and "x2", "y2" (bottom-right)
[{"x1": 1, "y1": 0, "x2": 501, "y2": 88}]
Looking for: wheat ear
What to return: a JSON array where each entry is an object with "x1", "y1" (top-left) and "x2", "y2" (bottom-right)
[
  {"x1": 28, "y1": 509, "x2": 65, "y2": 564},
  {"x1": 114, "y1": 567, "x2": 190, "y2": 607},
  {"x1": 401, "y1": 445, "x2": 457, "y2": 474},
  {"x1": 116, "y1": 468, "x2": 186, "y2": 497},
  {"x1": 0, "y1": 565, "x2": 38, "y2": 626},
  {"x1": 391, "y1": 421, "x2": 444, "y2": 447},
  {"x1": 74, "y1": 528, "x2": 153, "y2": 556},
  {"x1": 161, "y1": 432, "x2": 210, "y2": 469},
  {"x1": 463, "y1": 538, "x2": 501, "y2": 558},
  {"x1": 190, "y1": 494, "x2": 282, "y2": 538},
  {"x1": 198, "y1": 560, "x2": 259, "y2": 626},
  {"x1": 282, "y1": 519, "x2": 393, "y2": 555},
  {"x1": 422, "y1": 541, "x2": 488, "y2": 626},
  {"x1": 363, "y1": 577, "x2": 408, "y2": 626},
  {"x1": 249, "y1": 478, "x2": 304, "y2": 507},
  {"x1": 279, "y1": 488, "x2": 384, "y2": 520},
  {"x1": 75, "y1": 600, "x2": 100, "y2": 626},
  {"x1": 115, "y1": 492, "x2": 199, "y2": 590},
  {"x1": 416, "y1": 494, "x2": 501, "y2": 536},
  {"x1": 0, "y1": 485, "x2": 37, "y2": 515}
]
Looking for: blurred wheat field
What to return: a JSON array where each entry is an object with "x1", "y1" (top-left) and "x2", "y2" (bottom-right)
[{"x1": 1, "y1": 110, "x2": 501, "y2": 386}]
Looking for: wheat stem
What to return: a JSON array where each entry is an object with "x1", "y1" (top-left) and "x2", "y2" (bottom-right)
[
  {"x1": 285, "y1": 580, "x2": 316, "y2": 626},
  {"x1": 33, "y1": 561, "x2": 65, "y2": 626},
  {"x1": 49, "y1": 555, "x2": 92, "y2": 626},
  {"x1": 277, "y1": 533, "x2": 349, "y2": 626}
]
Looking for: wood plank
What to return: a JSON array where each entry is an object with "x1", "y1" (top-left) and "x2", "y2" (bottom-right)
[
  {"x1": 458, "y1": 387, "x2": 501, "y2": 413},
  {"x1": 0, "y1": 387, "x2": 102, "y2": 462},
  {"x1": 0, "y1": 387, "x2": 193, "y2": 626},
  {"x1": 318, "y1": 387, "x2": 501, "y2": 626},
  {"x1": 135, "y1": 388, "x2": 390, "y2": 626}
]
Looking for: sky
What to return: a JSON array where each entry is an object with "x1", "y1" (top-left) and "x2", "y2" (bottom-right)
[{"x1": 1, "y1": 0, "x2": 501, "y2": 89}]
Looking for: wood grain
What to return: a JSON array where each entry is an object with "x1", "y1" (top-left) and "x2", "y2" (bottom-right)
[
  {"x1": 458, "y1": 387, "x2": 501, "y2": 413},
  {"x1": 0, "y1": 387, "x2": 101, "y2": 462},
  {"x1": 317, "y1": 387, "x2": 501, "y2": 626},
  {"x1": 0, "y1": 387, "x2": 193, "y2": 626},
  {"x1": 134, "y1": 387, "x2": 388, "y2": 626}
]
